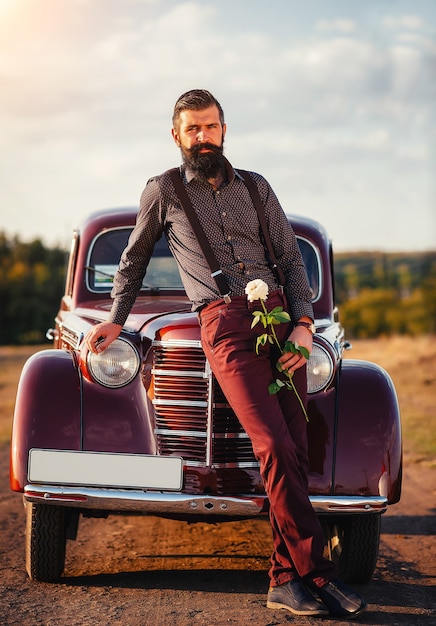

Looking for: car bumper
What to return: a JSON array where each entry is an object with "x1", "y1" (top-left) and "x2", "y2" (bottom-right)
[
  {"x1": 24, "y1": 484, "x2": 388, "y2": 517},
  {"x1": 24, "y1": 448, "x2": 388, "y2": 517}
]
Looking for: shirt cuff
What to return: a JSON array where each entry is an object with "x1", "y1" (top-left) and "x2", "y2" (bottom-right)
[{"x1": 289, "y1": 302, "x2": 314, "y2": 325}]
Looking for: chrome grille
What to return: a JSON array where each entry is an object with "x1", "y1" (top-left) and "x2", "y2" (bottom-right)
[
  {"x1": 60, "y1": 325, "x2": 82, "y2": 350},
  {"x1": 152, "y1": 340, "x2": 258, "y2": 469}
]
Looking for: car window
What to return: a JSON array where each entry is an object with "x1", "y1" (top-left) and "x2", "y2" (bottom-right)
[
  {"x1": 86, "y1": 228, "x2": 184, "y2": 292},
  {"x1": 87, "y1": 227, "x2": 320, "y2": 300},
  {"x1": 297, "y1": 238, "x2": 320, "y2": 302}
]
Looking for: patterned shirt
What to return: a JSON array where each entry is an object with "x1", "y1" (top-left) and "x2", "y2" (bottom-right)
[{"x1": 109, "y1": 158, "x2": 314, "y2": 326}]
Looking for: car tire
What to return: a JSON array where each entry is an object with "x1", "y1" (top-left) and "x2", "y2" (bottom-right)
[
  {"x1": 25, "y1": 502, "x2": 67, "y2": 582},
  {"x1": 322, "y1": 514, "x2": 381, "y2": 583}
]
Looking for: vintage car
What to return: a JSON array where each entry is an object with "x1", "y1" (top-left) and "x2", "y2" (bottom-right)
[{"x1": 10, "y1": 207, "x2": 402, "y2": 584}]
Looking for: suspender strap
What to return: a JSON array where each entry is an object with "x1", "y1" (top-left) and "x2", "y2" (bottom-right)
[
  {"x1": 168, "y1": 167, "x2": 286, "y2": 299},
  {"x1": 168, "y1": 168, "x2": 232, "y2": 302},
  {"x1": 237, "y1": 169, "x2": 286, "y2": 287}
]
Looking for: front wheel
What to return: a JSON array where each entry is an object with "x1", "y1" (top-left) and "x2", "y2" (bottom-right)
[
  {"x1": 25, "y1": 502, "x2": 67, "y2": 582},
  {"x1": 322, "y1": 514, "x2": 381, "y2": 583}
]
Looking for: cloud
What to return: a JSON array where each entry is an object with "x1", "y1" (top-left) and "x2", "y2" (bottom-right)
[
  {"x1": 315, "y1": 18, "x2": 357, "y2": 33},
  {"x1": 0, "y1": 1, "x2": 434, "y2": 251},
  {"x1": 383, "y1": 14, "x2": 426, "y2": 30}
]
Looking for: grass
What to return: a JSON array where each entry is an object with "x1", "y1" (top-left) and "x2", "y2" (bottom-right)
[{"x1": 1, "y1": 337, "x2": 435, "y2": 465}]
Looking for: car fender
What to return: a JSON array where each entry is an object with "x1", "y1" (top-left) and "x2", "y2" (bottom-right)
[
  {"x1": 334, "y1": 359, "x2": 402, "y2": 504},
  {"x1": 10, "y1": 349, "x2": 81, "y2": 492},
  {"x1": 80, "y1": 374, "x2": 157, "y2": 455}
]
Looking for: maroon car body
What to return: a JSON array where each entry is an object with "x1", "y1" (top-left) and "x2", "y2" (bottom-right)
[{"x1": 10, "y1": 207, "x2": 402, "y2": 584}]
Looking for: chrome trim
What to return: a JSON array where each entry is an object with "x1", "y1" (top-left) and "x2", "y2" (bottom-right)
[
  {"x1": 183, "y1": 460, "x2": 260, "y2": 469},
  {"x1": 153, "y1": 339, "x2": 203, "y2": 349},
  {"x1": 153, "y1": 399, "x2": 208, "y2": 408},
  {"x1": 24, "y1": 485, "x2": 387, "y2": 516},
  {"x1": 206, "y1": 360, "x2": 214, "y2": 467},
  {"x1": 152, "y1": 368, "x2": 207, "y2": 378},
  {"x1": 59, "y1": 324, "x2": 83, "y2": 350},
  {"x1": 315, "y1": 317, "x2": 335, "y2": 328},
  {"x1": 214, "y1": 432, "x2": 251, "y2": 439},
  {"x1": 24, "y1": 484, "x2": 264, "y2": 516},
  {"x1": 46, "y1": 328, "x2": 59, "y2": 342},
  {"x1": 310, "y1": 496, "x2": 387, "y2": 514},
  {"x1": 155, "y1": 429, "x2": 206, "y2": 438}
]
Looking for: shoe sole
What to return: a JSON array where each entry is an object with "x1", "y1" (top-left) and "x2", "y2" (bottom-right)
[{"x1": 267, "y1": 599, "x2": 329, "y2": 616}]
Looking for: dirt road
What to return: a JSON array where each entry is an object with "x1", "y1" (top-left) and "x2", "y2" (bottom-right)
[{"x1": 0, "y1": 444, "x2": 435, "y2": 626}]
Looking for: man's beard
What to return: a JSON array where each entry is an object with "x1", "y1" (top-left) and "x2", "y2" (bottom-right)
[{"x1": 181, "y1": 142, "x2": 226, "y2": 180}]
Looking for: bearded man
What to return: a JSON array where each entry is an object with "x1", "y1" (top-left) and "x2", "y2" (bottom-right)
[{"x1": 85, "y1": 89, "x2": 366, "y2": 619}]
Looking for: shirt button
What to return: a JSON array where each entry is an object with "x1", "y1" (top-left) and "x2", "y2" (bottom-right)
[{"x1": 222, "y1": 211, "x2": 226, "y2": 217}]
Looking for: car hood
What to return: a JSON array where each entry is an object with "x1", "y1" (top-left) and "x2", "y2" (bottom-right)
[{"x1": 75, "y1": 296, "x2": 193, "y2": 333}]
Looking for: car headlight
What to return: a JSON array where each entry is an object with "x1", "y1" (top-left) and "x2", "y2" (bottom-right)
[
  {"x1": 307, "y1": 343, "x2": 334, "y2": 393},
  {"x1": 87, "y1": 338, "x2": 140, "y2": 388}
]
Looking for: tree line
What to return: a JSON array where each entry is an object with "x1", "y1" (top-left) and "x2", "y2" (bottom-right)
[
  {"x1": 334, "y1": 251, "x2": 436, "y2": 337},
  {"x1": 0, "y1": 231, "x2": 435, "y2": 344},
  {"x1": 0, "y1": 232, "x2": 66, "y2": 345}
]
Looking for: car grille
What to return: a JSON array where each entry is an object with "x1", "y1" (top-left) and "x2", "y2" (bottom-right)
[
  {"x1": 152, "y1": 340, "x2": 258, "y2": 469},
  {"x1": 60, "y1": 325, "x2": 82, "y2": 350}
]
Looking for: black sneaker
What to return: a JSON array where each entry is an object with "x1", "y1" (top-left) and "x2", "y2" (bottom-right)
[
  {"x1": 313, "y1": 578, "x2": 367, "y2": 618},
  {"x1": 267, "y1": 580, "x2": 329, "y2": 616}
]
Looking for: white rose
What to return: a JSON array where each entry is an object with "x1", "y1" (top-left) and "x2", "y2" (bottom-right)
[{"x1": 245, "y1": 279, "x2": 269, "y2": 302}]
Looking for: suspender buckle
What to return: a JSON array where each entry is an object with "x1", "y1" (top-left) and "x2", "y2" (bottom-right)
[{"x1": 211, "y1": 270, "x2": 232, "y2": 303}]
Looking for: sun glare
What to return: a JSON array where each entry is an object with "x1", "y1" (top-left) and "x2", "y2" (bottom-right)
[{"x1": 0, "y1": 0, "x2": 19, "y2": 16}]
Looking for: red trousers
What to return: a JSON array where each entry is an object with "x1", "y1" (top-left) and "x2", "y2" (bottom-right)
[{"x1": 199, "y1": 289, "x2": 337, "y2": 587}]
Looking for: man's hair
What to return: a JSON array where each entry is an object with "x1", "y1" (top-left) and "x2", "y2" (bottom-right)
[{"x1": 172, "y1": 89, "x2": 225, "y2": 130}]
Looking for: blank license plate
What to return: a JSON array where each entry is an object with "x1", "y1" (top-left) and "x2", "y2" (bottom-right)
[{"x1": 28, "y1": 449, "x2": 183, "y2": 491}]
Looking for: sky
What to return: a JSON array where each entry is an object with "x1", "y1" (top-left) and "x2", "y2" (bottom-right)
[{"x1": 1, "y1": 0, "x2": 435, "y2": 252}]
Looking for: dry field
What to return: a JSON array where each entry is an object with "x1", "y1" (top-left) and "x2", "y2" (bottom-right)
[
  {"x1": 0, "y1": 336, "x2": 435, "y2": 463},
  {"x1": 0, "y1": 345, "x2": 50, "y2": 443}
]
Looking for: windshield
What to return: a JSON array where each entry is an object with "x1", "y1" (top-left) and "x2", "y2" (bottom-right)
[
  {"x1": 86, "y1": 226, "x2": 320, "y2": 300},
  {"x1": 86, "y1": 228, "x2": 184, "y2": 292}
]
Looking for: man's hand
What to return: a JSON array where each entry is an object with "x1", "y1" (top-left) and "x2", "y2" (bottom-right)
[
  {"x1": 278, "y1": 325, "x2": 313, "y2": 373},
  {"x1": 85, "y1": 322, "x2": 122, "y2": 354}
]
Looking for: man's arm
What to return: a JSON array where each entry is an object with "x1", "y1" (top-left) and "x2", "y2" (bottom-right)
[
  {"x1": 253, "y1": 173, "x2": 314, "y2": 323},
  {"x1": 84, "y1": 179, "x2": 164, "y2": 353},
  {"x1": 253, "y1": 174, "x2": 314, "y2": 371}
]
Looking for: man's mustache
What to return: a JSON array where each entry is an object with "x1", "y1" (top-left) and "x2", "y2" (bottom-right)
[{"x1": 188, "y1": 143, "x2": 223, "y2": 158}]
